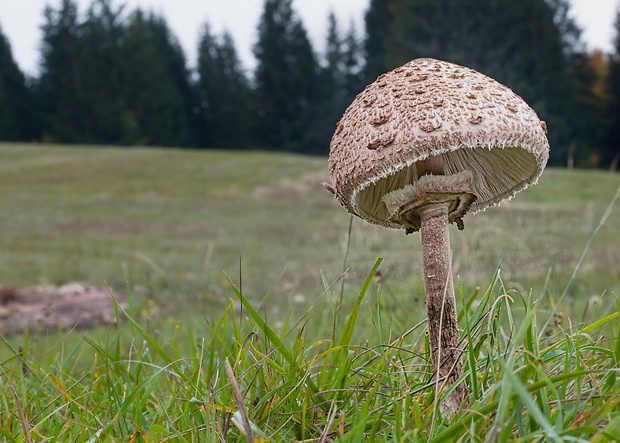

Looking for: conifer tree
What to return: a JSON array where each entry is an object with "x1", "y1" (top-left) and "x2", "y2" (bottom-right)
[
  {"x1": 363, "y1": 0, "x2": 396, "y2": 83},
  {"x1": 325, "y1": 11, "x2": 345, "y2": 91},
  {"x1": 121, "y1": 9, "x2": 196, "y2": 147},
  {"x1": 196, "y1": 25, "x2": 254, "y2": 148},
  {"x1": 318, "y1": 13, "x2": 365, "y2": 142},
  {"x1": 341, "y1": 21, "x2": 365, "y2": 104},
  {"x1": 253, "y1": 0, "x2": 323, "y2": 153},
  {"x1": 605, "y1": 7, "x2": 620, "y2": 169},
  {"x1": 545, "y1": 0, "x2": 606, "y2": 165},
  {"x1": 319, "y1": 11, "x2": 347, "y2": 138},
  {"x1": 0, "y1": 26, "x2": 36, "y2": 141},
  {"x1": 547, "y1": 0, "x2": 584, "y2": 56},
  {"x1": 38, "y1": 0, "x2": 86, "y2": 142},
  {"x1": 77, "y1": 0, "x2": 127, "y2": 143},
  {"x1": 39, "y1": 0, "x2": 195, "y2": 146}
]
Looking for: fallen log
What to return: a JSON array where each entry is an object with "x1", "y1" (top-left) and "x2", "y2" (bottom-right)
[{"x1": 0, "y1": 283, "x2": 127, "y2": 335}]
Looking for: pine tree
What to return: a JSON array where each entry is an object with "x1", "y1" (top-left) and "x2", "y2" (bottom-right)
[
  {"x1": 341, "y1": 20, "x2": 365, "y2": 104},
  {"x1": 39, "y1": 0, "x2": 196, "y2": 147},
  {"x1": 605, "y1": 7, "x2": 620, "y2": 169},
  {"x1": 325, "y1": 11, "x2": 345, "y2": 90},
  {"x1": 547, "y1": 0, "x2": 584, "y2": 56},
  {"x1": 196, "y1": 25, "x2": 254, "y2": 148},
  {"x1": 38, "y1": 0, "x2": 87, "y2": 142},
  {"x1": 253, "y1": 0, "x2": 323, "y2": 153},
  {"x1": 78, "y1": 0, "x2": 128, "y2": 143},
  {"x1": 320, "y1": 12, "x2": 347, "y2": 137},
  {"x1": 121, "y1": 9, "x2": 196, "y2": 147},
  {"x1": 363, "y1": 0, "x2": 396, "y2": 83},
  {"x1": 0, "y1": 26, "x2": 36, "y2": 141},
  {"x1": 308, "y1": 12, "x2": 367, "y2": 150}
]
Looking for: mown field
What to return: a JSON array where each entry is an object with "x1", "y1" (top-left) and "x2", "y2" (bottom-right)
[
  {"x1": 1, "y1": 143, "x2": 620, "y2": 441},
  {"x1": 0, "y1": 143, "x2": 618, "y2": 325}
]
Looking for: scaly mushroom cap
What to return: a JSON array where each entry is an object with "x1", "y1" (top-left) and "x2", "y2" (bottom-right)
[{"x1": 325, "y1": 58, "x2": 549, "y2": 230}]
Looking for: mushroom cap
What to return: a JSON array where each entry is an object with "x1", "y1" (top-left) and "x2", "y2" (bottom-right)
[{"x1": 326, "y1": 58, "x2": 549, "y2": 230}]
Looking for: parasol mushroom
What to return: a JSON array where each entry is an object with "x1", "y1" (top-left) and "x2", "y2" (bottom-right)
[{"x1": 323, "y1": 58, "x2": 549, "y2": 414}]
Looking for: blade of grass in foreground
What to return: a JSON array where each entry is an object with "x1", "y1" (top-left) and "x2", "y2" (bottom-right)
[
  {"x1": 88, "y1": 364, "x2": 173, "y2": 442},
  {"x1": 430, "y1": 291, "x2": 618, "y2": 442},
  {"x1": 338, "y1": 258, "x2": 383, "y2": 348},
  {"x1": 105, "y1": 287, "x2": 187, "y2": 383},
  {"x1": 501, "y1": 363, "x2": 562, "y2": 442},
  {"x1": 430, "y1": 369, "x2": 601, "y2": 442},
  {"x1": 226, "y1": 274, "x2": 325, "y2": 402},
  {"x1": 326, "y1": 258, "x2": 383, "y2": 403}
]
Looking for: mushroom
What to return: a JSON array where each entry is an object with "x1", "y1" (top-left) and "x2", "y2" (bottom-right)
[{"x1": 323, "y1": 58, "x2": 549, "y2": 414}]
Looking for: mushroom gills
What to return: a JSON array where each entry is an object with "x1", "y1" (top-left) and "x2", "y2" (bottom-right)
[
  {"x1": 443, "y1": 146, "x2": 540, "y2": 206},
  {"x1": 382, "y1": 171, "x2": 478, "y2": 233},
  {"x1": 355, "y1": 146, "x2": 539, "y2": 227}
]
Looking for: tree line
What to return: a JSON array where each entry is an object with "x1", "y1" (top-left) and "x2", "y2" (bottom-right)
[{"x1": 0, "y1": 0, "x2": 619, "y2": 167}]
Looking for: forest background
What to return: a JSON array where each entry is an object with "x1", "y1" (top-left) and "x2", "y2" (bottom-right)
[{"x1": 1, "y1": 0, "x2": 620, "y2": 168}]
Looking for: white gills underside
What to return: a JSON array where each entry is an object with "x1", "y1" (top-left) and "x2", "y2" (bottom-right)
[{"x1": 353, "y1": 145, "x2": 539, "y2": 229}]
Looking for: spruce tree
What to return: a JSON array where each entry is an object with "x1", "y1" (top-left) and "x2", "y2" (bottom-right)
[
  {"x1": 363, "y1": 0, "x2": 396, "y2": 83},
  {"x1": 196, "y1": 25, "x2": 254, "y2": 148},
  {"x1": 38, "y1": 0, "x2": 86, "y2": 143},
  {"x1": 341, "y1": 21, "x2": 365, "y2": 104},
  {"x1": 605, "y1": 7, "x2": 620, "y2": 169},
  {"x1": 0, "y1": 26, "x2": 36, "y2": 141},
  {"x1": 547, "y1": 0, "x2": 584, "y2": 56},
  {"x1": 40, "y1": 0, "x2": 131, "y2": 144},
  {"x1": 319, "y1": 12, "x2": 347, "y2": 139},
  {"x1": 253, "y1": 0, "x2": 323, "y2": 153},
  {"x1": 39, "y1": 0, "x2": 196, "y2": 147},
  {"x1": 121, "y1": 9, "x2": 196, "y2": 147},
  {"x1": 325, "y1": 11, "x2": 345, "y2": 91},
  {"x1": 306, "y1": 12, "x2": 367, "y2": 151},
  {"x1": 78, "y1": 0, "x2": 127, "y2": 143}
]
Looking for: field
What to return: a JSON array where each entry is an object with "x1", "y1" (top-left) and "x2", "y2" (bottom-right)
[
  {"x1": 0, "y1": 143, "x2": 618, "y2": 323},
  {"x1": 1, "y1": 143, "x2": 620, "y2": 441}
]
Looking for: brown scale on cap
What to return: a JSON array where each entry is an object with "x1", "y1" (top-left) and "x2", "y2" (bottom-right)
[{"x1": 324, "y1": 58, "x2": 549, "y2": 231}]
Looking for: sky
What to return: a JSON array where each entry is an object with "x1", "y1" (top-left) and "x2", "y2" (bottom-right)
[{"x1": 0, "y1": 0, "x2": 618, "y2": 77}]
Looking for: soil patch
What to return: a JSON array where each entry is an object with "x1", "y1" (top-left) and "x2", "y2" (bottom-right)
[{"x1": 0, "y1": 283, "x2": 127, "y2": 335}]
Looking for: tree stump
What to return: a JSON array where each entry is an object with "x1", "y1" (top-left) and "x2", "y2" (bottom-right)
[{"x1": 0, "y1": 283, "x2": 127, "y2": 335}]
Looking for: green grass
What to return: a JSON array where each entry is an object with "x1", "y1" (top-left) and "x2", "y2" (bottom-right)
[
  {"x1": 0, "y1": 143, "x2": 620, "y2": 441},
  {"x1": 2, "y1": 261, "x2": 620, "y2": 441},
  {"x1": 0, "y1": 143, "x2": 618, "y2": 321}
]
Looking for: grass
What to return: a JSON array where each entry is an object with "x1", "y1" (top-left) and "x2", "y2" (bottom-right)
[
  {"x1": 0, "y1": 142, "x2": 619, "y2": 441},
  {"x1": 2, "y1": 261, "x2": 620, "y2": 441},
  {"x1": 0, "y1": 143, "x2": 618, "y2": 326}
]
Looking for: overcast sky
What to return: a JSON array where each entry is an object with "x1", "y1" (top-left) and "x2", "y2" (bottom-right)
[{"x1": 0, "y1": 0, "x2": 618, "y2": 77}]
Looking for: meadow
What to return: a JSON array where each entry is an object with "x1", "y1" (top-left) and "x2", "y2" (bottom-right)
[{"x1": 0, "y1": 143, "x2": 619, "y2": 441}]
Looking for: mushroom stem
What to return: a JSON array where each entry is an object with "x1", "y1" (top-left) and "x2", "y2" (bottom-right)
[{"x1": 419, "y1": 201, "x2": 467, "y2": 414}]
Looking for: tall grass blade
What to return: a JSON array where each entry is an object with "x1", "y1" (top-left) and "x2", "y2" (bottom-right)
[
  {"x1": 540, "y1": 184, "x2": 620, "y2": 339},
  {"x1": 501, "y1": 364, "x2": 561, "y2": 442},
  {"x1": 338, "y1": 258, "x2": 383, "y2": 348},
  {"x1": 100, "y1": 295, "x2": 186, "y2": 383},
  {"x1": 226, "y1": 274, "x2": 324, "y2": 401},
  {"x1": 339, "y1": 215, "x2": 354, "y2": 305}
]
